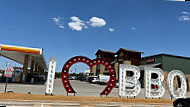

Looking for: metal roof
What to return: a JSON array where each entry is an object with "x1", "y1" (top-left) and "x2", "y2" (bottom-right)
[
  {"x1": 116, "y1": 48, "x2": 144, "y2": 54},
  {"x1": 0, "y1": 44, "x2": 47, "y2": 70},
  {"x1": 142, "y1": 53, "x2": 190, "y2": 60},
  {"x1": 95, "y1": 49, "x2": 115, "y2": 55}
]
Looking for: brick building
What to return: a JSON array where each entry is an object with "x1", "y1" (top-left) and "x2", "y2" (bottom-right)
[
  {"x1": 93, "y1": 48, "x2": 143, "y2": 80},
  {"x1": 92, "y1": 49, "x2": 190, "y2": 90},
  {"x1": 92, "y1": 49, "x2": 115, "y2": 76}
]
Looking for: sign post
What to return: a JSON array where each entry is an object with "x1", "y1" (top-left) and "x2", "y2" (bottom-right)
[
  {"x1": 4, "y1": 77, "x2": 8, "y2": 92},
  {"x1": 4, "y1": 63, "x2": 13, "y2": 93}
]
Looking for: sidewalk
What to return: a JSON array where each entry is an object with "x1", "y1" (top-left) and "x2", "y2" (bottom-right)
[{"x1": 0, "y1": 100, "x2": 173, "y2": 107}]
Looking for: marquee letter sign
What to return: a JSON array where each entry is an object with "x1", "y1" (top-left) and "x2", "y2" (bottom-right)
[
  {"x1": 167, "y1": 70, "x2": 187, "y2": 99},
  {"x1": 144, "y1": 67, "x2": 165, "y2": 99},
  {"x1": 62, "y1": 56, "x2": 188, "y2": 99},
  {"x1": 62, "y1": 56, "x2": 116, "y2": 96},
  {"x1": 119, "y1": 64, "x2": 141, "y2": 98}
]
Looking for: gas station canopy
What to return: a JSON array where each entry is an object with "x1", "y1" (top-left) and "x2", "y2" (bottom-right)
[{"x1": 0, "y1": 44, "x2": 47, "y2": 70}]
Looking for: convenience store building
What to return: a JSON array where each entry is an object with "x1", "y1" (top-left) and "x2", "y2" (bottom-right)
[
  {"x1": 141, "y1": 53, "x2": 190, "y2": 74},
  {"x1": 141, "y1": 53, "x2": 190, "y2": 90}
]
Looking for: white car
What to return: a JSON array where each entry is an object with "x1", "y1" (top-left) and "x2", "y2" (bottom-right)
[
  {"x1": 99, "y1": 74, "x2": 110, "y2": 84},
  {"x1": 71, "y1": 76, "x2": 77, "y2": 80},
  {"x1": 115, "y1": 82, "x2": 134, "y2": 88},
  {"x1": 91, "y1": 78, "x2": 99, "y2": 84}
]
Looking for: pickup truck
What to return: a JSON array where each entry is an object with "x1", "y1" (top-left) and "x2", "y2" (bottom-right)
[{"x1": 99, "y1": 74, "x2": 110, "y2": 84}]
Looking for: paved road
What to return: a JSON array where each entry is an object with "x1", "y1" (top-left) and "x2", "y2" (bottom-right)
[
  {"x1": 0, "y1": 78, "x2": 188, "y2": 99},
  {"x1": 0, "y1": 79, "x2": 176, "y2": 106}
]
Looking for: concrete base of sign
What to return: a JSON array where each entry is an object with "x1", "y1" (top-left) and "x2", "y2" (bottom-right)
[{"x1": 45, "y1": 93, "x2": 54, "y2": 96}]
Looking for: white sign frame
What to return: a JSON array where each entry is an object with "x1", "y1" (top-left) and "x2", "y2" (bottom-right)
[
  {"x1": 45, "y1": 57, "x2": 56, "y2": 95},
  {"x1": 119, "y1": 64, "x2": 141, "y2": 98}
]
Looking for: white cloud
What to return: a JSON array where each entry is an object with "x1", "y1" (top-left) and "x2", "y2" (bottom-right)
[
  {"x1": 70, "y1": 16, "x2": 83, "y2": 22},
  {"x1": 182, "y1": 11, "x2": 189, "y2": 15},
  {"x1": 88, "y1": 17, "x2": 106, "y2": 27},
  {"x1": 52, "y1": 17, "x2": 60, "y2": 23},
  {"x1": 177, "y1": 11, "x2": 190, "y2": 21},
  {"x1": 52, "y1": 16, "x2": 109, "y2": 31},
  {"x1": 109, "y1": 28, "x2": 115, "y2": 32},
  {"x1": 52, "y1": 17, "x2": 64, "y2": 29},
  {"x1": 68, "y1": 16, "x2": 87, "y2": 31},
  {"x1": 84, "y1": 26, "x2": 88, "y2": 29},
  {"x1": 68, "y1": 22, "x2": 85, "y2": 31},
  {"x1": 59, "y1": 25, "x2": 64, "y2": 29},
  {"x1": 178, "y1": 16, "x2": 190, "y2": 21},
  {"x1": 131, "y1": 27, "x2": 136, "y2": 30}
]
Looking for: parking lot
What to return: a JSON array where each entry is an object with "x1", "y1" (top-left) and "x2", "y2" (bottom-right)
[{"x1": 0, "y1": 78, "x2": 189, "y2": 99}]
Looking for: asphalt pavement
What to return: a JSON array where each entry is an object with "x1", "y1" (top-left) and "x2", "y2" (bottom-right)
[
  {"x1": 0, "y1": 78, "x2": 188, "y2": 99},
  {"x1": 0, "y1": 78, "x2": 182, "y2": 106}
]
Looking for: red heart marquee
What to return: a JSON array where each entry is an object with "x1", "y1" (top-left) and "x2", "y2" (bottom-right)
[{"x1": 62, "y1": 56, "x2": 116, "y2": 96}]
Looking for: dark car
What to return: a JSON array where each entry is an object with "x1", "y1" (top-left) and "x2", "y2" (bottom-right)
[
  {"x1": 79, "y1": 76, "x2": 85, "y2": 81},
  {"x1": 26, "y1": 73, "x2": 42, "y2": 82},
  {"x1": 173, "y1": 98, "x2": 190, "y2": 107},
  {"x1": 88, "y1": 77, "x2": 97, "y2": 83}
]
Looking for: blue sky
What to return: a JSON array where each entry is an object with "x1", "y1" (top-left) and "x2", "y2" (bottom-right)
[{"x1": 0, "y1": 0, "x2": 190, "y2": 73}]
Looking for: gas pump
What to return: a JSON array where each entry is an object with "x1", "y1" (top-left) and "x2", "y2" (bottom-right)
[{"x1": 13, "y1": 67, "x2": 22, "y2": 82}]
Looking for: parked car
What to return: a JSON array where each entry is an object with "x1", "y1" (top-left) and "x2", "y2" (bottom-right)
[
  {"x1": 39, "y1": 75, "x2": 46, "y2": 81},
  {"x1": 33, "y1": 73, "x2": 44, "y2": 81},
  {"x1": 99, "y1": 74, "x2": 110, "y2": 85},
  {"x1": 69, "y1": 76, "x2": 73, "y2": 80},
  {"x1": 71, "y1": 76, "x2": 77, "y2": 80},
  {"x1": 78, "y1": 76, "x2": 85, "y2": 81},
  {"x1": 91, "y1": 77, "x2": 99, "y2": 84},
  {"x1": 87, "y1": 76, "x2": 98, "y2": 83},
  {"x1": 26, "y1": 73, "x2": 39, "y2": 82},
  {"x1": 173, "y1": 98, "x2": 190, "y2": 107},
  {"x1": 26, "y1": 72, "x2": 45, "y2": 82},
  {"x1": 115, "y1": 82, "x2": 134, "y2": 89}
]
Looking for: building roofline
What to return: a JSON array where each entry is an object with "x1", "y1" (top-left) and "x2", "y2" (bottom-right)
[
  {"x1": 142, "y1": 53, "x2": 190, "y2": 60},
  {"x1": 116, "y1": 48, "x2": 144, "y2": 55},
  {"x1": 95, "y1": 49, "x2": 115, "y2": 55}
]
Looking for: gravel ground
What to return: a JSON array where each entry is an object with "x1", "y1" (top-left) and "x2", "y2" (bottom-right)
[{"x1": 0, "y1": 92, "x2": 173, "y2": 105}]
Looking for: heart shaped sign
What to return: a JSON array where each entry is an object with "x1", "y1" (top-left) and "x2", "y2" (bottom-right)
[{"x1": 62, "y1": 56, "x2": 116, "y2": 96}]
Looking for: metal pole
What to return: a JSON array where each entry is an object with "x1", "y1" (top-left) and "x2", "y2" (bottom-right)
[
  {"x1": 4, "y1": 62, "x2": 8, "y2": 93},
  {"x1": 4, "y1": 77, "x2": 8, "y2": 92}
]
